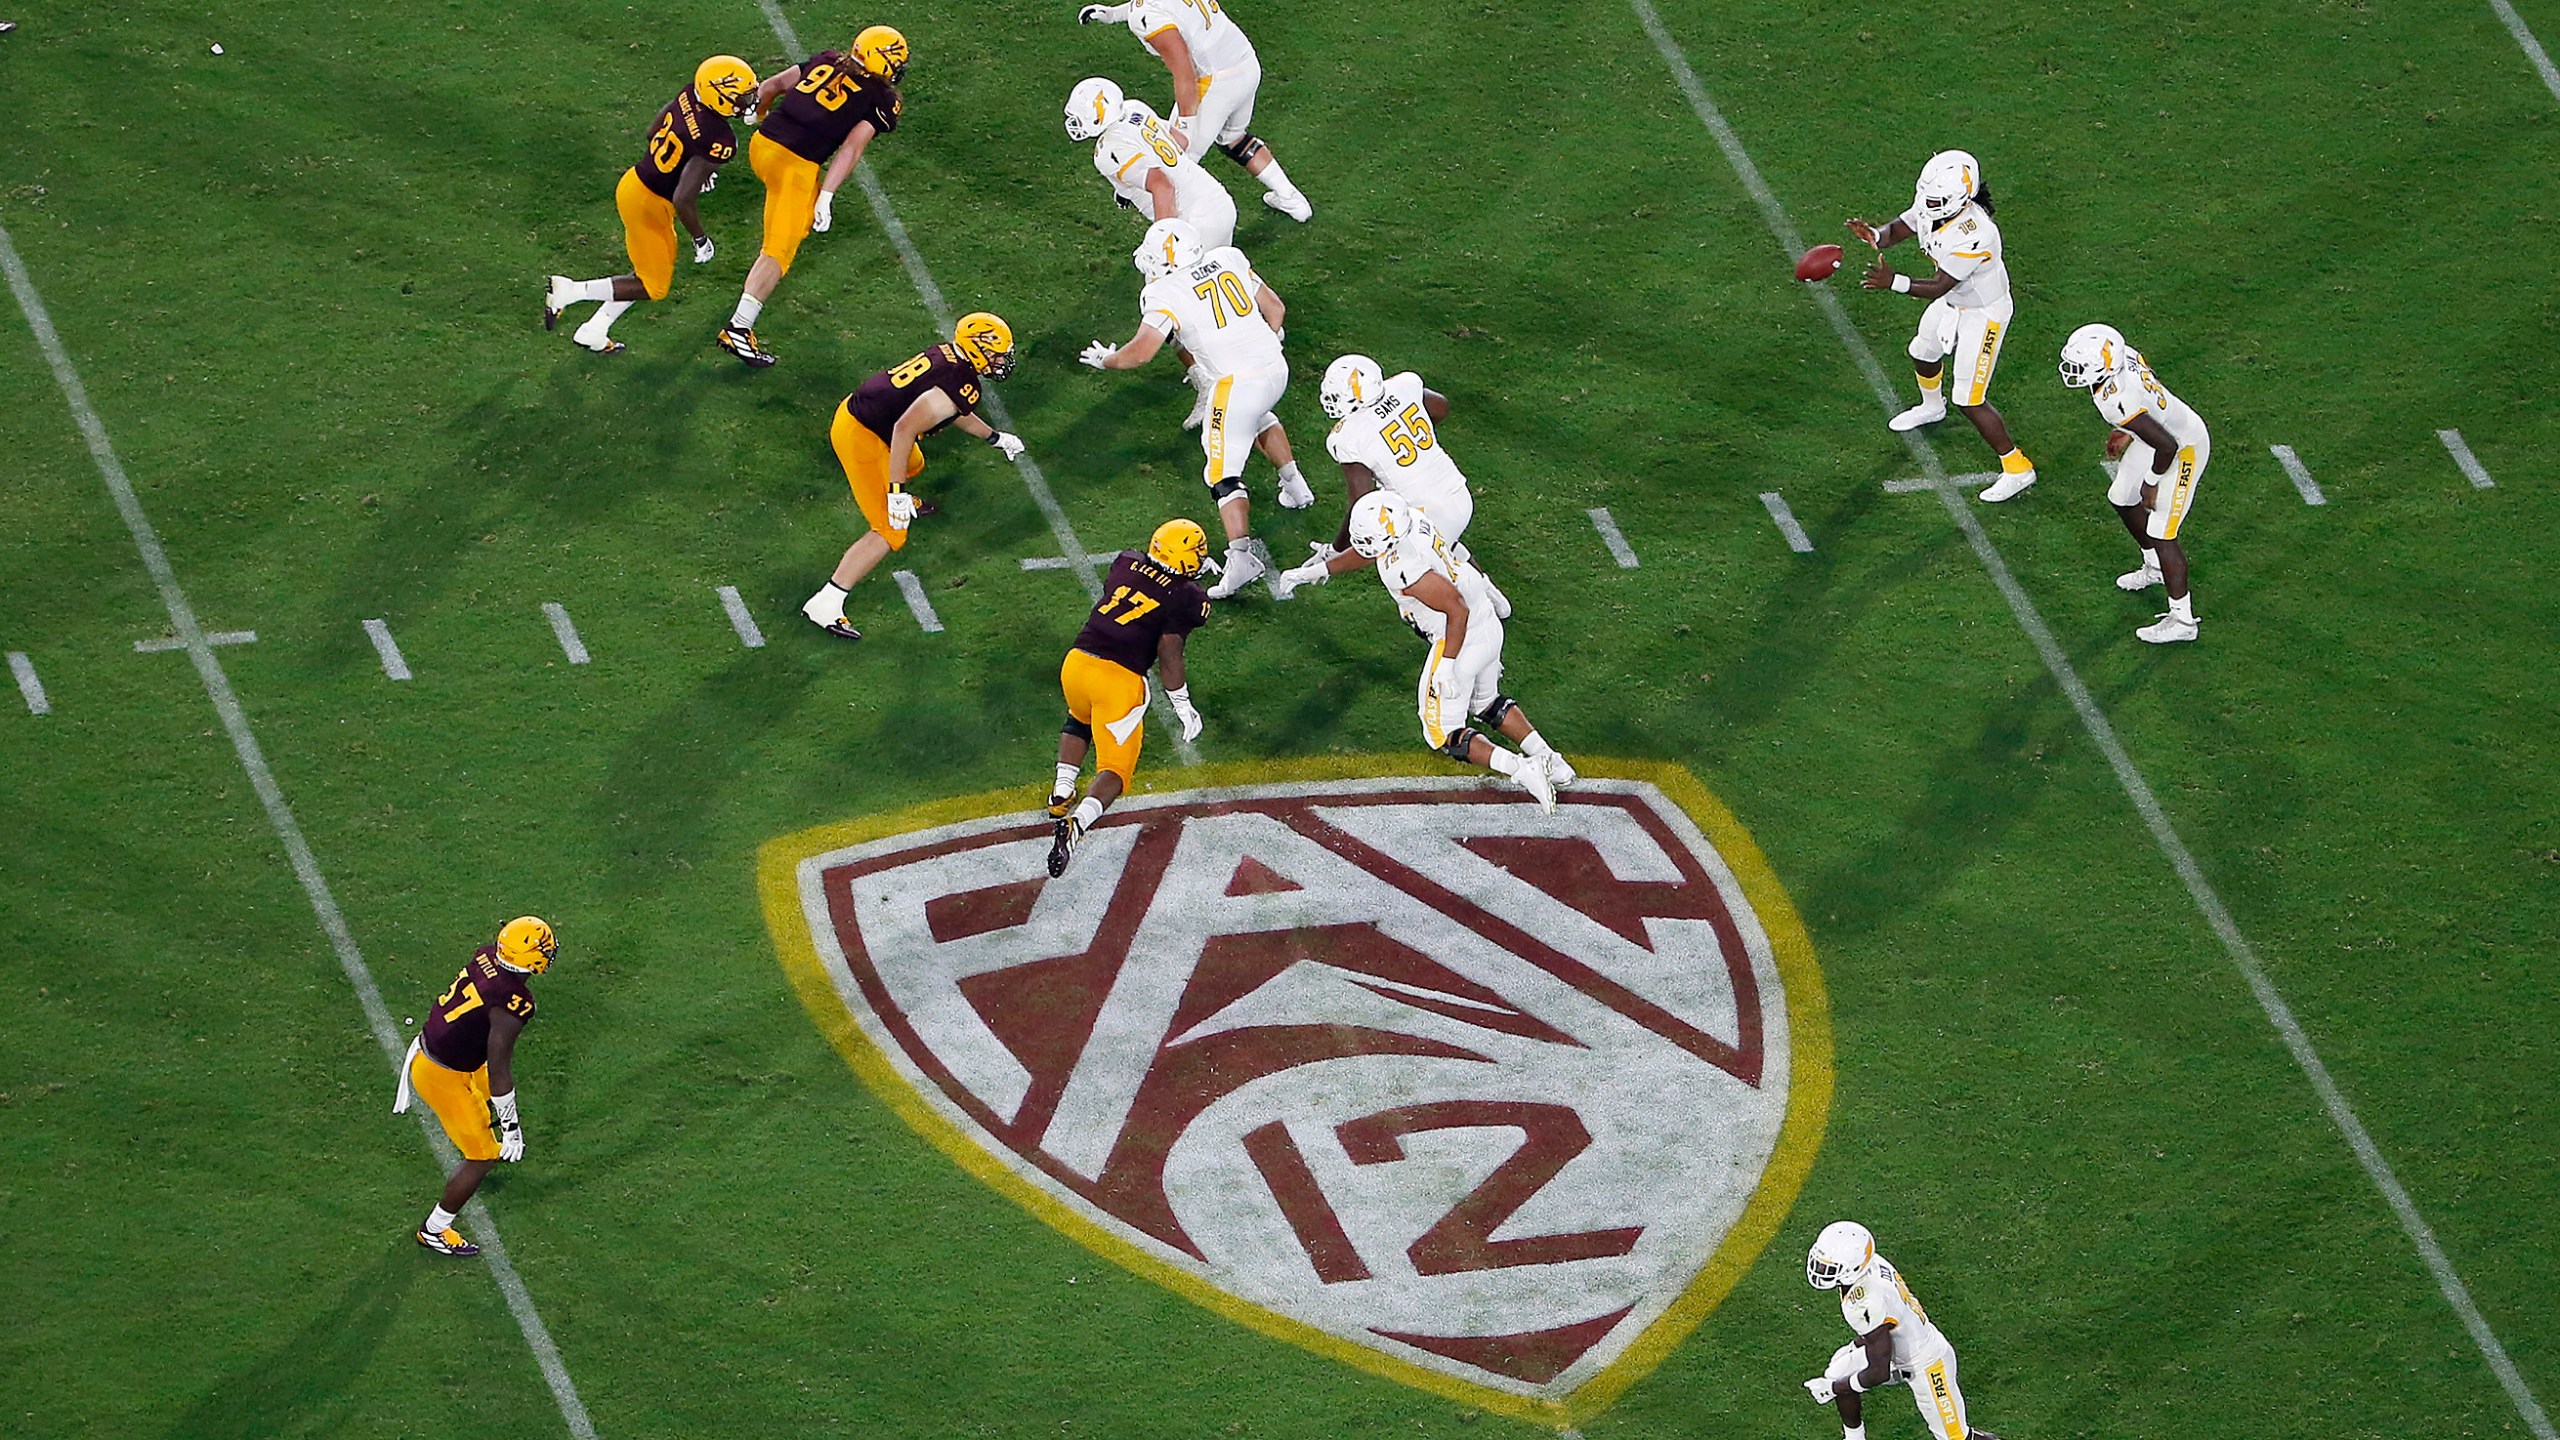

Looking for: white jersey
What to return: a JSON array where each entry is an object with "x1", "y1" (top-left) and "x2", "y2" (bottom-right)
[
  {"x1": 1896, "y1": 200, "x2": 2010, "y2": 311},
  {"x1": 1095, "y1": 114, "x2": 1229, "y2": 227},
  {"x1": 1375, "y1": 509, "x2": 1497, "y2": 645},
  {"x1": 1326, "y1": 372, "x2": 1471, "y2": 520},
  {"x1": 1140, "y1": 244, "x2": 1282, "y2": 376},
  {"x1": 1127, "y1": 0, "x2": 1255, "y2": 74},
  {"x1": 2092, "y1": 353, "x2": 2208, "y2": 449},
  {"x1": 1841, "y1": 1257, "x2": 1952, "y2": 1370}
]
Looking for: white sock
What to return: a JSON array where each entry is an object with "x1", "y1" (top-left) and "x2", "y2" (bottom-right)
[
  {"x1": 2169, "y1": 592, "x2": 2194, "y2": 622},
  {"x1": 575, "y1": 278, "x2": 615, "y2": 303},
  {"x1": 1521, "y1": 730, "x2": 1552, "y2": 757},
  {"x1": 575, "y1": 300, "x2": 631, "y2": 345},
  {"x1": 806, "y1": 581, "x2": 849, "y2": 621},
  {"x1": 1052, "y1": 762, "x2": 1080, "y2": 796},
  {"x1": 425, "y1": 1204, "x2": 458, "y2": 1232},
  {"x1": 2140, "y1": 546, "x2": 2160, "y2": 572},
  {"x1": 730, "y1": 294, "x2": 763, "y2": 329},
  {"x1": 1278, "y1": 461, "x2": 1302, "y2": 485},
  {"x1": 1486, "y1": 748, "x2": 1521, "y2": 777},
  {"x1": 1256, "y1": 158, "x2": 1300, "y2": 197},
  {"x1": 1072, "y1": 796, "x2": 1105, "y2": 828},
  {"x1": 1844, "y1": 1426, "x2": 1865, "y2": 1440}
]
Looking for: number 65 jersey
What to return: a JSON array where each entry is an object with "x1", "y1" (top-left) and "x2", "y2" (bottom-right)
[{"x1": 1326, "y1": 370, "x2": 1474, "y2": 540}]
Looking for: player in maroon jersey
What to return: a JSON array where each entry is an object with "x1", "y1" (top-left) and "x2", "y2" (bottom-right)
[
  {"x1": 392, "y1": 917, "x2": 556, "y2": 1256},
  {"x1": 1047, "y1": 518, "x2": 1214, "y2": 876}
]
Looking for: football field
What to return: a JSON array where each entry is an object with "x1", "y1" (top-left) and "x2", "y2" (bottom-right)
[{"x1": 5, "y1": 0, "x2": 2559, "y2": 1435}]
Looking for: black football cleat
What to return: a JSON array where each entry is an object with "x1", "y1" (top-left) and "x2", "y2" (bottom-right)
[
  {"x1": 417, "y1": 1226, "x2": 481, "y2": 1257},
  {"x1": 1046, "y1": 785, "x2": 1079, "y2": 819},
  {"x1": 807, "y1": 615, "x2": 862, "y2": 641},
  {"x1": 716, "y1": 324, "x2": 777, "y2": 368},
  {"x1": 1047, "y1": 816, "x2": 1086, "y2": 877}
]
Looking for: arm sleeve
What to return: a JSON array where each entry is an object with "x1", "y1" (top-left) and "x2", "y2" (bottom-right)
[{"x1": 1140, "y1": 308, "x2": 1179, "y2": 338}]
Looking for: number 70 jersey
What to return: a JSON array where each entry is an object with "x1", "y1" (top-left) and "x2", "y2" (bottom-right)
[{"x1": 1140, "y1": 246, "x2": 1284, "y2": 377}]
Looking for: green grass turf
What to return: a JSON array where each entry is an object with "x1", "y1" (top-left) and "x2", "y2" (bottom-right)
[{"x1": 3, "y1": 0, "x2": 2558, "y2": 1434}]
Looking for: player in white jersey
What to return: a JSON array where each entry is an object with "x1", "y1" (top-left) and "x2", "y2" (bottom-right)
[
  {"x1": 2060, "y1": 323, "x2": 2212, "y2": 643},
  {"x1": 1850, "y1": 150, "x2": 2038, "y2": 502},
  {"x1": 1076, "y1": 0, "x2": 1311, "y2": 221},
  {"x1": 1080, "y1": 218, "x2": 1312, "y2": 598},
  {"x1": 1066, "y1": 78, "x2": 1239, "y2": 250},
  {"x1": 1292, "y1": 491, "x2": 1573, "y2": 803},
  {"x1": 1272, "y1": 354, "x2": 1480, "y2": 597},
  {"x1": 1802, "y1": 1222, "x2": 2001, "y2": 1440}
]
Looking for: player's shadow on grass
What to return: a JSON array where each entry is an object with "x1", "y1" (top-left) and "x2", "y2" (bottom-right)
[
  {"x1": 158, "y1": 1246, "x2": 413, "y2": 1440},
  {"x1": 586, "y1": 646, "x2": 830, "y2": 892}
]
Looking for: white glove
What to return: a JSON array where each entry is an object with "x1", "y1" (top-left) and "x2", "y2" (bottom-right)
[
  {"x1": 1803, "y1": 1376, "x2": 1835, "y2": 1405},
  {"x1": 1079, "y1": 340, "x2": 1119, "y2": 370},
  {"x1": 1169, "y1": 114, "x2": 1196, "y2": 153},
  {"x1": 1430, "y1": 662, "x2": 1465, "y2": 707},
  {"x1": 737, "y1": 102, "x2": 758, "y2": 127},
  {"x1": 692, "y1": 234, "x2": 715, "y2": 264},
  {"x1": 1166, "y1": 684, "x2": 1203, "y2": 741},
  {"x1": 1076, "y1": 3, "x2": 1120, "y2": 23},
  {"x1": 492, "y1": 1090, "x2": 526, "y2": 1162},
  {"x1": 987, "y1": 431, "x2": 1026, "y2": 462},
  {"x1": 812, "y1": 190, "x2": 834, "y2": 233},
  {"x1": 699, "y1": 170, "x2": 718, "y2": 194},
  {"x1": 886, "y1": 489, "x2": 919, "y2": 531},
  {"x1": 1277, "y1": 555, "x2": 1332, "y2": 590}
]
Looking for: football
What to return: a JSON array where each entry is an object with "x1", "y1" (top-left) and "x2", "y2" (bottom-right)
[{"x1": 1795, "y1": 243, "x2": 1845, "y2": 282}]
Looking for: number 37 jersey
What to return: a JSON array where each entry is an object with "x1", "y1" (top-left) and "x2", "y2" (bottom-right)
[
  {"x1": 422, "y1": 946, "x2": 537, "y2": 1072},
  {"x1": 1140, "y1": 246, "x2": 1282, "y2": 376},
  {"x1": 1326, "y1": 370, "x2": 1469, "y2": 519},
  {"x1": 1073, "y1": 550, "x2": 1212, "y2": 676}
]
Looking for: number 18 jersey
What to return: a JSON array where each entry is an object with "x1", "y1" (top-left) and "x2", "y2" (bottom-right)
[{"x1": 1140, "y1": 245, "x2": 1282, "y2": 376}]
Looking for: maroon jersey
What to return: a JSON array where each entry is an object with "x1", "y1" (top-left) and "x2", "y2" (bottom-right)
[
  {"x1": 1073, "y1": 550, "x2": 1211, "y2": 674},
  {"x1": 847, "y1": 344, "x2": 982, "y2": 439},
  {"x1": 422, "y1": 946, "x2": 537, "y2": 1072},
  {"x1": 634, "y1": 86, "x2": 738, "y2": 201},
  {"x1": 760, "y1": 51, "x2": 901, "y2": 163}
]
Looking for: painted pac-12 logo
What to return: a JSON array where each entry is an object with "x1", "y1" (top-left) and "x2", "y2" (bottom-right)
[{"x1": 760, "y1": 761, "x2": 1830, "y2": 1425}]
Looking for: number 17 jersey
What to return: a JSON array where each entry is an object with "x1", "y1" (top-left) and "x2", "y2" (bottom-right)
[{"x1": 1073, "y1": 551, "x2": 1211, "y2": 676}]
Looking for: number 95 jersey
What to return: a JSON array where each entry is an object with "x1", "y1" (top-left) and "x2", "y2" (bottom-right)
[{"x1": 1326, "y1": 371, "x2": 1472, "y2": 538}]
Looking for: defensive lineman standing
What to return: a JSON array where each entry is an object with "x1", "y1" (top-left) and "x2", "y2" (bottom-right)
[
  {"x1": 1047, "y1": 519, "x2": 1214, "y2": 877},
  {"x1": 1802, "y1": 1221, "x2": 2001, "y2": 1440},
  {"x1": 1081, "y1": 218, "x2": 1313, "y2": 598},
  {"x1": 1077, "y1": 0, "x2": 1311, "y2": 221},
  {"x1": 1276, "y1": 354, "x2": 1480, "y2": 595},
  {"x1": 2059, "y1": 323, "x2": 2211, "y2": 643},
  {"x1": 394, "y1": 917, "x2": 558, "y2": 1257},
  {"x1": 1851, "y1": 150, "x2": 2038, "y2": 501}
]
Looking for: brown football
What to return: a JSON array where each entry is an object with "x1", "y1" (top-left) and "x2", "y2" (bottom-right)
[{"x1": 1795, "y1": 243, "x2": 1845, "y2": 283}]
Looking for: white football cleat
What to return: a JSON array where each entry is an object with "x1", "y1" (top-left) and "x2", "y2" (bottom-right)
[
  {"x1": 2117, "y1": 563, "x2": 2164, "y2": 592},
  {"x1": 2137, "y1": 612, "x2": 2198, "y2": 644},
  {"x1": 1543, "y1": 750, "x2": 1578, "y2": 790},
  {"x1": 1277, "y1": 472, "x2": 1314, "y2": 509},
  {"x1": 542, "y1": 275, "x2": 576, "y2": 331},
  {"x1": 1204, "y1": 541, "x2": 1266, "y2": 599},
  {"x1": 1263, "y1": 189, "x2": 1313, "y2": 222},
  {"x1": 1979, "y1": 468, "x2": 2036, "y2": 503},
  {"x1": 1511, "y1": 756, "x2": 1558, "y2": 813},
  {"x1": 1887, "y1": 398, "x2": 1946, "y2": 432}
]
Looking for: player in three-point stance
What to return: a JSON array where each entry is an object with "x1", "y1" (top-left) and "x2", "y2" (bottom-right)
[
  {"x1": 1047, "y1": 519, "x2": 1215, "y2": 876},
  {"x1": 1850, "y1": 150, "x2": 2038, "y2": 502},
  {"x1": 393, "y1": 917, "x2": 558, "y2": 1257},
  {"x1": 1075, "y1": 0, "x2": 1311, "y2": 222},
  {"x1": 1275, "y1": 354, "x2": 1483, "y2": 596},
  {"x1": 1080, "y1": 218, "x2": 1312, "y2": 599},
  {"x1": 716, "y1": 25, "x2": 909, "y2": 368},
  {"x1": 543, "y1": 57, "x2": 755, "y2": 355},
  {"x1": 802, "y1": 315, "x2": 1026, "y2": 641},
  {"x1": 1296, "y1": 490, "x2": 1572, "y2": 807},
  {"x1": 2059, "y1": 323, "x2": 2212, "y2": 643},
  {"x1": 1802, "y1": 1221, "x2": 2002, "y2": 1440}
]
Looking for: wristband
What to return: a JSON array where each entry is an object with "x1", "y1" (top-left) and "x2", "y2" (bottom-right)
[
  {"x1": 1891, "y1": 274, "x2": 1912, "y2": 294},
  {"x1": 491, "y1": 1090, "x2": 520, "y2": 1124},
  {"x1": 1167, "y1": 685, "x2": 1191, "y2": 705}
]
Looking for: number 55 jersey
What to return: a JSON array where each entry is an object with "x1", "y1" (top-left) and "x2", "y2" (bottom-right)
[{"x1": 1326, "y1": 370, "x2": 1474, "y2": 541}]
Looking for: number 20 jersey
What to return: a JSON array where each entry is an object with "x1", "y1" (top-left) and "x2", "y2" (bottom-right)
[{"x1": 1139, "y1": 245, "x2": 1281, "y2": 377}]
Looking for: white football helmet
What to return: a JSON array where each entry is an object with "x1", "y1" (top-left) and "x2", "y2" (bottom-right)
[
  {"x1": 1346, "y1": 488, "x2": 1416, "y2": 560},
  {"x1": 1064, "y1": 76, "x2": 1124, "y2": 141},
  {"x1": 2058, "y1": 322, "x2": 2130, "y2": 389},
  {"x1": 1806, "y1": 1220, "x2": 1877, "y2": 1290},
  {"x1": 1134, "y1": 217, "x2": 1202, "y2": 280},
  {"x1": 1912, "y1": 148, "x2": 1981, "y2": 226},
  {"x1": 1320, "y1": 354, "x2": 1385, "y2": 420}
]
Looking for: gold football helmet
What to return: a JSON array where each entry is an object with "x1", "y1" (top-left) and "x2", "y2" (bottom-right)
[
  {"x1": 852, "y1": 25, "x2": 910, "y2": 83},
  {"x1": 1147, "y1": 517, "x2": 1210, "y2": 577},
  {"x1": 693, "y1": 55, "x2": 758, "y2": 116},
  {"x1": 495, "y1": 916, "x2": 559, "y2": 975},
  {"x1": 952, "y1": 311, "x2": 1017, "y2": 381}
]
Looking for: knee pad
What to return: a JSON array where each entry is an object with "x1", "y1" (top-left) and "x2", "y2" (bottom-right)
[
  {"x1": 1061, "y1": 718, "x2": 1094, "y2": 743},
  {"x1": 1210, "y1": 475, "x2": 1248, "y2": 502},
  {"x1": 1907, "y1": 333, "x2": 1943, "y2": 365},
  {"x1": 1436, "y1": 727, "x2": 1478, "y2": 763},
  {"x1": 1472, "y1": 694, "x2": 1518, "y2": 730},
  {"x1": 1217, "y1": 133, "x2": 1267, "y2": 165}
]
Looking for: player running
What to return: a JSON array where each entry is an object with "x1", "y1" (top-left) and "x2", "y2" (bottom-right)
[
  {"x1": 716, "y1": 26, "x2": 909, "y2": 368},
  {"x1": 392, "y1": 917, "x2": 559, "y2": 1257},
  {"x1": 802, "y1": 315, "x2": 1026, "y2": 640},
  {"x1": 1080, "y1": 219, "x2": 1311, "y2": 599},
  {"x1": 1802, "y1": 1221, "x2": 2003, "y2": 1440},
  {"x1": 1274, "y1": 354, "x2": 1479, "y2": 596},
  {"x1": 1046, "y1": 518, "x2": 1214, "y2": 876},
  {"x1": 2059, "y1": 323, "x2": 2211, "y2": 643},
  {"x1": 1075, "y1": 0, "x2": 1311, "y2": 222},
  {"x1": 1850, "y1": 150, "x2": 2037, "y2": 502},
  {"x1": 543, "y1": 57, "x2": 754, "y2": 355},
  {"x1": 1294, "y1": 491, "x2": 1570, "y2": 806}
]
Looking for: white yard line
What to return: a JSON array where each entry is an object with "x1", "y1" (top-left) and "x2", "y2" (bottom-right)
[
  {"x1": 542, "y1": 602, "x2": 591, "y2": 665},
  {"x1": 716, "y1": 584, "x2": 767, "y2": 647},
  {"x1": 136, "y1": 629, "x2": 254, "y2": 652},
  {"x1": 1758, "y1": 491, "x2": 1814, "y2": 553},
  {"x1": 1586, "y1": 507, "x2": 1640, "y2": 568},
  {"x1": 1883, "y1": 471, "x2": 1996, "y2": 495},
  {"x1": 1627, "y1": 8, "x2": 2556, "y2": 1435},
  {"x1": 0, "y1": 218, "x2": 598, "y2": 1439},
  {"x1": 2269, "y1": 444, "x2": 2328, "y2": 506},
  {"x1": 2489, "y1": 0, "x2": 2560, "y2": 104},
  {"x1": 892, "y1": 570, "x2": 946, "y2": 633},
  {"x1": 9, "y1": 650, "x2": 49, "y2": 714},
  {"x1": 363, "y1": 618, "x2": 413, "y2": 681},
  {"x1": 2438, "y1": 429, "x2": 2498, "y2": 490},
  {"x1": 1020, "y1": 554, "x2": 1113, "y2": 572}
]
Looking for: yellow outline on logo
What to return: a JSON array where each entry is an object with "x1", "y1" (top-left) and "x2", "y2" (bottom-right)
[{"x1": 757, "y1": 755, "x2": 1831, "y2": 1428}]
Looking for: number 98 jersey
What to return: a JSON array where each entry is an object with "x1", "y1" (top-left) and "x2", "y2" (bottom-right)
[
  {"x1": 1325, "y1": 370, "x2": 1472, "y2": 540},
  {"x1": 1072, "y1": 550, "x2": 1211, "y2": 677}
]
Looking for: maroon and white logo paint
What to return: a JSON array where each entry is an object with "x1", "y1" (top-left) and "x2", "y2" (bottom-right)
[{"x1": 789, "y1": 776, "x2": 1799, "y2": 1404}]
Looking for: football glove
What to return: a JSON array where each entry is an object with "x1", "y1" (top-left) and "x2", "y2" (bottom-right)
[
  {"x1": 692, "y1": 234, "x2": 715, "y2": 264},
  {"x1": 812, "y1": 190, "x2": 834, "y2": 233},
  {"x1": 492, "y1": 1090, "x2": 526, "y2": 1163},
  {"x1": 1166, "y1": 685, "x2": 1203, "y2": 742},
  {"x1": 1079, "y1": 340, "x2": 1119, "y2": 370},
  {"x1": 886, "y1": 489, "x2": 919, "y2": 530},
  {"x1": 1169, "y1": 114, "x2": 1196, "y2": 152},
  {"x1": 699, "y1": 170, "x2": 718, "y2": 194},
  {"x1": 1077, "y1": 3, "x2": 1120, "y2": 23},
  {"x1": 1803, "y1": 1376, "x2": 1835, "y2": 1405},
  {"x1": 987, "y1": 431, "x2": 1027, "y2": 462},
  {"x1": 1430, "y1": 661, "x2": 1468, "y2": 708}
]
